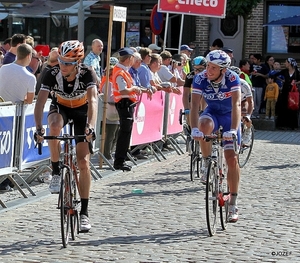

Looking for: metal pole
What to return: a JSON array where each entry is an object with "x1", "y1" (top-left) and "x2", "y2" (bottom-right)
[
  {"x1": 178, "y1": 14, "x2": 184, "y2": 53},
  {"x1": 163, "y1": 12, "x2": 169, "y2": 51},
  {"x1": 77, "y1": 0, "x2": 84, "y2": 42}
]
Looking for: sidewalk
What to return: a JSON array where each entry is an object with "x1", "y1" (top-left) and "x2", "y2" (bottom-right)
[{"x1": 0, "y1": 130, "x2": 299, "y2": 262}]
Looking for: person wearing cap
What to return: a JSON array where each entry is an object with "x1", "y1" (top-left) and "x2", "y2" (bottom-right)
[
  {"x1": 148, "y1": 43, "x2": 161, "y2": 54},
  {"x1": 223, "y1": 47, "x2": 235, "y2": 66},
  {"x1": 112, "y1": 47, "x2": 151, "y2": 171},
  {"x1": 180, "y1": 44, "x2": 193, "y2": 74},
  {"x1": 157, "y1": 50, "x2": 182, "y2": 95}
]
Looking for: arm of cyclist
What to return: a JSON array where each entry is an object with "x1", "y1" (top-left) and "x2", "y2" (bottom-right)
[
  {"x1": 190, "y1": 92, "x2": 204, "y2": 140},
  {"x1": 34, "y1": 89, "x2": 49, "y2": 143},
  {"x1": 85, "y1": 85, "x2": 98, "y2": 142},
  {"x1": 223, "y1": 89, "x2": 241, "y2": 141}
]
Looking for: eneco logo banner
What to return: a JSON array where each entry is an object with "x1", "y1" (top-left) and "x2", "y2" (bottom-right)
[{"x1": 158, "y1": 0, "x2": 227, "y2": 18}]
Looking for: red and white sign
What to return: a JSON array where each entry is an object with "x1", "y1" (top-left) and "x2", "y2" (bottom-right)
[{"x1": 158, "y1": 0, "x2": 227, "y2": 18}]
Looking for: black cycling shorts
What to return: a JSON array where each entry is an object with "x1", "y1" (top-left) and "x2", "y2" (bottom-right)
[{"x1": 48, "y1": 99, "x2": 88, "y2": 143}]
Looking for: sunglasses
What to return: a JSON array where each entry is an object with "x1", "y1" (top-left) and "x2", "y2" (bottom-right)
[
  {"x1": 194, "y1": 67, "x2": 205, "y2": 72},
  {"x1": 58, "y1": 57, "x2": 78, "y2": 66}
]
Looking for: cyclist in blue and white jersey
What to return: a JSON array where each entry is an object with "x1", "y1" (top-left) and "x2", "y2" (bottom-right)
[{"x1": 190, "y1": 50, "x2": 241, "y2": 223}]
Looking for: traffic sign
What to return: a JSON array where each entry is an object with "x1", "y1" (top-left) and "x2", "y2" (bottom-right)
[{"x1": 150, "y1": 4, "x2": 164, "y2": 35}]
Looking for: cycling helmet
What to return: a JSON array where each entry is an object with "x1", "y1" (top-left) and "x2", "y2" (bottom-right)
[
  {"x1": 229, "y1": 66, "x2": 241, "y2": 75},
  {"x1": 110, "y1": 57, "x2": 119, "y2": 66},
  {"x1": 192, "y1": 56, "x2": 207, "y2": 67},
  {"x1": 58, "y1": 40, "x2": 84, "y2": 60},
  {"x1": 206, "y1": 50, "x2": 231, "y2": 68}
]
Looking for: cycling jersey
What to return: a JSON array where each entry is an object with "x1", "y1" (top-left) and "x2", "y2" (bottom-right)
[
  {"x1": 240, "y1": 79, "x2": 252, "y2": 102},
  {"x1": 40, "y1": 64, "x2": 97, "y2": 108},
  {"x1": 192, "y1": 69, "x2": 240, "y2": 114}
]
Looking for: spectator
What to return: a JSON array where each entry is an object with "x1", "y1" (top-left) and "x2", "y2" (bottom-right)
[
  {"x1": 137, "y1": 47, "x2": 155, "y2": 92},
  {"x1": 239, "y1": 59, "x2": 252, "y2": 87},
  {"x1": 272, "y1": 61, "x2": 284, "y2": 90},
  {"x1": 264, "y1": 75, "x2": 279, "y2": 120},
  {"x1": 84, "y1": 38, "x2": 104, "y2": 84},
  {"x1": 2, "y1": 33, "x2": 26, "y2": 65},
  {"x1": 140, "y1": 25, "x2": 164, "y2": 48},
  {"x1": 251, "y1": 54, "x2": 269, "y2": 117},
  {"x1": 112, "y1": 47, "x2": 151, "y2": 171},
  {"x1": 99, "y1": 57, "x2": 120, "y2": 165},
  {"x1": 157, "y1": 50, "x2": 181, "y2": 95},
  {"x1": 274, "y1": 58, "x2": 300, "y2": 130},
  {"x1": 0, "y1": 43, "x2": 36, "y2": 192},
  {"x1": 203, "y1": 38, "x2": 223, "y2": 57},
  {"x1": 223, "y1": 47, "x2": 235, "y2": 66},
  {"x1": 148, "y1": 53, "x2": 172, "y2": 93},
  {"x1": 172, "y1": 53, "x2": 186, "y2": 84},
  {"x1": 148, "y1": 43, "x2": 161, "y2": 54},
  {"x1": 35, "y1": 47, "x2": 59, "y2": 95},
  {"x1": 180, "y1": 44, "x2": 193, "y2": 73},
  {"x1": 0, "y1": 37, "x2": 11, "y2": 56}
]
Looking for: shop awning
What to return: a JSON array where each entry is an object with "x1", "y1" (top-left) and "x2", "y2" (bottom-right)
[{"x1": 263, "y1": 15, "x2": 300, "y2": 26}]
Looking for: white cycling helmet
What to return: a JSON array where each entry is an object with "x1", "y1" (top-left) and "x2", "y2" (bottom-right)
[
  {"x1": 206, "y1": 50, "x2": 231, "y2": 68},
  {"x1": 58, "y1": 40, "x2": 84, "y2": 60},
  {"x1": 110, "y1": 57, "x2": 119, "y2": 66},
  {"x1": 229, "y1": 66, "x2": 241, "y2": 75}
]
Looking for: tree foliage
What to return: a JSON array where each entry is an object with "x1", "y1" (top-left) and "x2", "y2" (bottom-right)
[{"x1": 226, "y1": 0, "x2": 263, "y2": 19}]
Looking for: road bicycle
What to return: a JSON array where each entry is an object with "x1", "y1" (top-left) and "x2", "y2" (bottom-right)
[
  {"x1": 238, "y1": 121, "x2": 254, "y2": 168},
  {"x1": 37, "y1": 123, "x2": 93, "y2": 248},
  {"x1": 179, "y1": 109, "x2": 202, "y2": 181},
  {"x1": 203, "y1": 127, "x2": 238, "y2": 236}
]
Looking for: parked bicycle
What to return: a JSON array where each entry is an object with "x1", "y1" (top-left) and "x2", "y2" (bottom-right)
[
  {"x1": 37, "y1": 123, "x2": 93, "y2": 248},
  {"x1": 203, "y1": 127, "x2": 238, "y2": 236}
]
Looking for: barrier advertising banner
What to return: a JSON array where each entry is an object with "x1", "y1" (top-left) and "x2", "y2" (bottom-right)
[
  {"x1": 131, "y1": 91, "x2": 165, "y2": 146},
  {"x1": 158, "y1": 0, "x2": 227, "y2": 18},
  {"x1": 18, "y1": 100, "x2": 51, "y2": 170},
  {"x1": 166, "y1": 86, "x2": 184, "y2": 135},
  {"x1": 0, "y1": 105, "x2": 16, "y2": 175}
]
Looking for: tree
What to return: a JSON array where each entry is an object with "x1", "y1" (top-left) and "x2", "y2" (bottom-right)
[{"x1": 226, "y1": 0, "x2": 263, "y2": 57}]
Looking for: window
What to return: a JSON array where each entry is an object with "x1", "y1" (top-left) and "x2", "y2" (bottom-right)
[{"x1": 266, "y1": 2, "x2": 300, "y2": 54}]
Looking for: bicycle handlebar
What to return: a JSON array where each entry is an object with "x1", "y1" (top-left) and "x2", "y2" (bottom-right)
[
  {"x1": 203, "y1": 133, "x2": 239, "y2": 154},
  {"x1": 37, "y1": 135, "x2": 94, "y2": 155}
]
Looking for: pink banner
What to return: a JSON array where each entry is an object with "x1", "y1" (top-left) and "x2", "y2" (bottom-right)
[
  {"x1": 130, "y1": 91, "x2": 165, "y2": 146},
  {"x1": 166, "y1": 86, "x2": 184, "y2": 135}
]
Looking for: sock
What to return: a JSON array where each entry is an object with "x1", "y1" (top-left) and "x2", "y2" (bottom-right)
[
  {"x1": 51, "y1": 161, "x2": 60, "y2": 175},
  {"x1": 80, "y1": 198, "x2": 89, "y2": 217},
  {"x1": 229, "y1": 193, "x2": 238, "y2": 205}
]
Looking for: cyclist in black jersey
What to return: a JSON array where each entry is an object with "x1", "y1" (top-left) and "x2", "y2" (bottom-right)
[{"x1": 34, "y1": 40, "x2": 98, "y2": 232}]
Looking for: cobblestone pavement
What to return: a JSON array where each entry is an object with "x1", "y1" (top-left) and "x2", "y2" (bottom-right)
[{"x1": 0, "y1": 131, "x2": 300, "y2": 262}]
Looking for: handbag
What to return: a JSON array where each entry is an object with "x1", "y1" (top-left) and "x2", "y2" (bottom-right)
[{"x1": 288, "y1": 83, "x2": 299, "y2": 111}]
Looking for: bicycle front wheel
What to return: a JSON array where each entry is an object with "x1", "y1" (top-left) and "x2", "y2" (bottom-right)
[
  {"x1": 70, "y1": 170, "x2": 80, "y2": 239},
  {"x1": 60, "y1": 167, "x2": 72, "y2": 248},
  {"x1": 190, "y1": 140, "x2": 201, "y2": 181},
  {"x1": 205, "y1": 160, "x2": 218, "y2": 236},
  {"x1": 239, "y1": 125, "x2": 254, "y2": 168}
]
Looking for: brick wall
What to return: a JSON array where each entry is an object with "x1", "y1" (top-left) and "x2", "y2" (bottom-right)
[
  {"x1": 194, "y1": 16, "x2": 210, "y2": 56},
  {"x1": 245, "y1": 2, "x2": 264, "y2": 59}
]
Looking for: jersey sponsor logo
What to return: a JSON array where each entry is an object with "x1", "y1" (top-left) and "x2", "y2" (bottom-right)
[
  {"x1": 0, "y1": 130, "x2": 11, "y2": 154},
  {"x1": 203, "y1": 90, "x2": 231, "y2": 101}
]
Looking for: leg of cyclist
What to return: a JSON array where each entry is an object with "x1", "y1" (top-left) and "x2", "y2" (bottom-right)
[
  {"x1": 224, "y1": 148, "x2": 240, "y2": 223},
  {"x1": 76, "y1": 142, "x2": 92, "y2": 231},
  {"x1": 198, "y1": 116, "x2": 214, "y2": 183},
  {"x1": 47, "y1": 107, "x2": 64, "y2": 194}
]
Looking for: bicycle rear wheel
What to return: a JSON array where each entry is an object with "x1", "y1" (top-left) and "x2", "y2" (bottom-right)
[
  {"x1": 205, "y1": 160, "x2": 218, "y2": 236},
  {"x1": 239, "y1": 125, "x2": 254, "y2": 168},
  {"x1": 190, "y1": 140, "x2": 201, "y2": 181},
  {"x1": 60, "y1": 167, "x2": 71, "y2": 248}
]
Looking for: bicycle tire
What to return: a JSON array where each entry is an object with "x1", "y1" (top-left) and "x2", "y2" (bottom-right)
[
  {"x1": 70, "y1": 175, "x2": 78, "y2": 240},
  {"x1": 205, "y1": 160, "x2": 218, "y2": 236},
  {"x1": 239, "y1": 125, "x2": 254, "y2": 168},
  {"x1": 60, "y1": 167, "x2": 71, "y2": 248},
  {"x1": 220, "y1": 183, "x2": 229, "y2": 230},
  {"x1": 190, "y1": 140, "x2": 200, "y2": 181}
]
